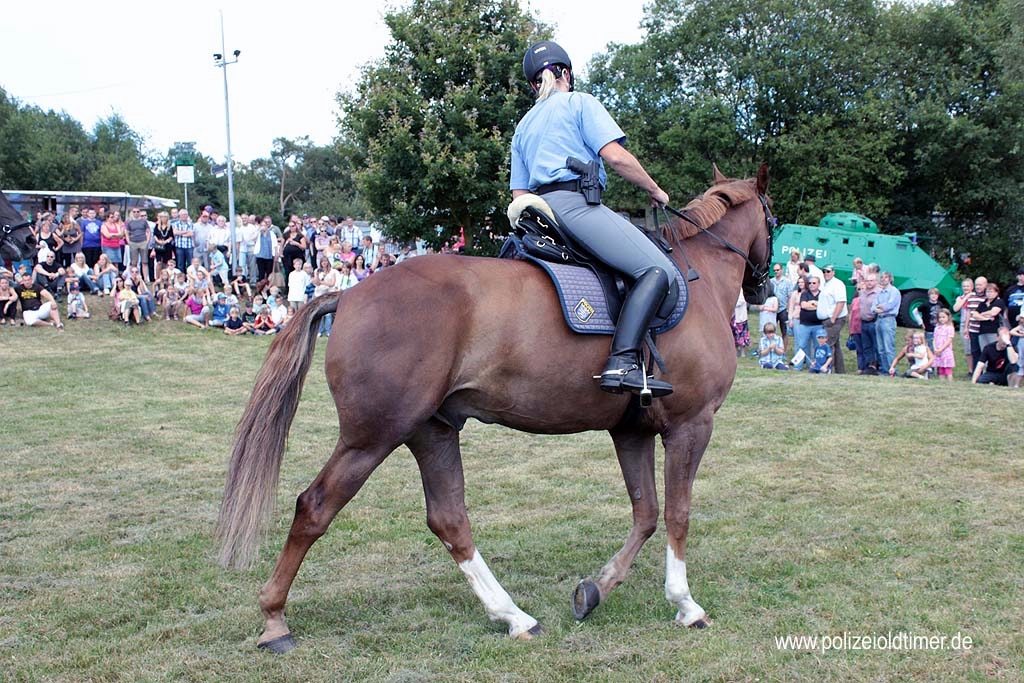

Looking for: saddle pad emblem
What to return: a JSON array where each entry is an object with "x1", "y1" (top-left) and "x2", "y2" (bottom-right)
[{"x1": 574, "y1": 298, "x2": 596, "y2": 323}]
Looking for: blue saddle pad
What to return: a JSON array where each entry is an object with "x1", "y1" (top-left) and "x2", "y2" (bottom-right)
[{"x1": 522, "y1": 254, "x2": 689, "y2": 336}]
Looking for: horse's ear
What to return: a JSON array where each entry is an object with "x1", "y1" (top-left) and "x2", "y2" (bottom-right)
[
  {"x1": 756, "y1": 163, "x2": 770, "y2": 195},
  {"x1": 712, "y1": 163, "x2": 728, "y2": 185}
]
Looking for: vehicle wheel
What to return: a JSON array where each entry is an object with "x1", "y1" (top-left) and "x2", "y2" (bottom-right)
[{"x1": 898, "y1": 289, "x2": 927, "y2": 328}]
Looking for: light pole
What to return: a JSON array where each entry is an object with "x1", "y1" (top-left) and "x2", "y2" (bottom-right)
[{"x1": 213, "y1": 10, "x2": 239, "y2": 274}]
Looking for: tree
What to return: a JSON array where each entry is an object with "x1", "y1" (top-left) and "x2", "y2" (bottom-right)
[
  {"x1": 590, "y1": 0, "x2": 903, "y2": 220},
  {"x1": 879, "y1": 0, "x2": 1024, "y2": 281},
  {"x1": 339, "y1": 0, "x2": 541, "y2": 251}
]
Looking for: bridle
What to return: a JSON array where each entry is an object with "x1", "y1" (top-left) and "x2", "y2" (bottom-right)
[
  {"x1": 0, "y1": 220, "x2": 34, "y2": 258},
  {"x1": 663, "y1": 190, "x2": 776, "y2": 296}
]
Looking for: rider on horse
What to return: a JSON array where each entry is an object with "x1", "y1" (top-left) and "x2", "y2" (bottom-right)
[{"x1": 510, "y1": 41, "x2": 676, "y2": 399}]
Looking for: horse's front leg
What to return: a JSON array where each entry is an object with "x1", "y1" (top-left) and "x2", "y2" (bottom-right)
[
  {"x1": 573, "y1": 430, "x2": 658, "y2": 620},
  {"x1": 407, "y1": 419, "x2": 541, "y2": 639},
  {"x1": 662, "y1": 418, "x2": 713, "y2": 628}
]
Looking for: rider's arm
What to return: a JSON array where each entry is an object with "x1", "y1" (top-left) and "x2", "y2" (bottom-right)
[{"x1": 598, "y1": 141, "x2": 669, "y2": 206}]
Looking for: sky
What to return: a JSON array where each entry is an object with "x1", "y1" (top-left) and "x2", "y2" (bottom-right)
[{"x1": 0, "y1": 0, "x2": 648, "y2": 165}]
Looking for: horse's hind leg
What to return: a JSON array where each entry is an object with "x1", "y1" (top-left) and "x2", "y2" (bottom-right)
[
  {"x1": 406, "y1": 419, "x2": 541, "y2": 639},
  {"x1": 573, "y1": 430, "x2": 658, "y2": 620},
  {"x1": 257, "y1": 439, "x2": 391, "y2": 652},
  {"x1": 662, "y1": 418, "x2": 713, "y2": 628}
]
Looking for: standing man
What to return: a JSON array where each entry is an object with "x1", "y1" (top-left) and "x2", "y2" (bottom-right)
[
  {"x1": 239, "y1": 214, "x2": 260, "y2": 279},
  {"x1": 794, "y1": 275, "x2": 823, "y2": 370},
  {"x1": 78, "y1": 208, "x2": 103, "y2": 269},
  {"x1": 965, "y1": 276, "x2": 989, "y2": 368},
  {"x1": 818, "y1": 264, "x2": 849, "y2": 373},
  {"x1": 124, "y1": 208, "x2": 152, "y2": 281},
  {"x1": 803, "y1": 254, "x2": 824, "y2": 283},
  {"x1": 770, "y1": 264, "x2": 793, "y2": 337},
  {"x1": 173, "y1": 210, "x2": 195, "y2": 270},
  {"x1": 1005, "y1": 267, "x2": 1024, "y2": 326},
  {"x1": 337, "y1": 216, "x2": 360, "y2": 248},
  {"x1": 192, "y1": 210, "x2": 213, "y2": 270},
  {"x1": 873, "y1": 271, "x2": 901, "y2": 374},
  {"x1": 858, "y1": 272, "x2": 880, "y2": 374}
]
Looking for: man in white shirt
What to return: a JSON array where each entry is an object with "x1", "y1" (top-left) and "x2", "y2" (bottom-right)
[
  {"x1": 238, "y1": 214, "x2": 260, "y2": 279},
  {"x1": 817, "y1": 264, "x2": 849, "y2": 374},
  {"x1": 803, "y1": 254, "x2": 824, "y2": 283}
]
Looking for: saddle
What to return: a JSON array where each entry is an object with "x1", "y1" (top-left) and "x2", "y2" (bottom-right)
[{"x1": 499, "y1": 194, "x2": 689, "y2": 337}]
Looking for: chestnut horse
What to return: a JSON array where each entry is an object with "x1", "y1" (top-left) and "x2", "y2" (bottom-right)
[{"x1": 217, "y1": 164, "x2": 773, "y2": 652}]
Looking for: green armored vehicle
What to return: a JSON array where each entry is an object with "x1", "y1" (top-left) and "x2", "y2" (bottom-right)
[{"x1": 772, "y1": 212, "x2": 961, "y2": 326}]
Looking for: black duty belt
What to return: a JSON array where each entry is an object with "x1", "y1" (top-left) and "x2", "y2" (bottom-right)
[{"x1": 535, "y1": 180, "x2": 581, "y2": 195}]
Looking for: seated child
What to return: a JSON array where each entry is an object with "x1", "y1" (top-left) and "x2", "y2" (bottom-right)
[
  {"x1": 118, "y1": 287, "x2": 141, "y2": 324},
  {"x1": 223, "y1": 306, "x2": 247, "y2": 335},
  {"x1": 251, "y1": 304, "x2": 276, "y2": 335},
  {"x1": 230, "y1": 268, "x2": 252, "y2": 299},
  {"x1": 66, "y1": 282, "x2": 90, "y2": 319},
  {"x1": 888, "y1": 332, "x2": 916, "y2": 377},
  {"x1": 757, "y1": 322, "x2": 788, "y2": 370},
  {"x1": 208, "y1": 293, "x2": 232, "y2": 328},
  {"x1": 241, "y1": 299, "x2": 257, "y2": 333},
  {"x1": 809, "y1": 330, "x2": 833, "y2": 374},
  {"x1": 903, "y1": 331, "x2": 933, "y2": 379}
]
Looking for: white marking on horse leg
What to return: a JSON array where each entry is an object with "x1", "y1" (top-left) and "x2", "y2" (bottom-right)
[
  {"x1": 458, "y1": 550, "x2": 538, "y2": 638},
  {"x1": 665, "y1": 546, "x2": 706, "y2": 626}
]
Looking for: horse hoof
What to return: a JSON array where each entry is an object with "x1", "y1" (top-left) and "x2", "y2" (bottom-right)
[
  {"x1": 513, "y1": 622, "x2": 544, "y2": 640},
  {"x1": 688, "y1": 616, "x2": 711, "y2": 629},
  {"x1": 572, "y1": 580, "x2": 601, "y2": 621},
  {"x1": 257, "y1": 633, "x2": 297, "y2": 654}
]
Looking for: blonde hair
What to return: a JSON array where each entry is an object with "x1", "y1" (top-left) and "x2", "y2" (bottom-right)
[{"x1": 534, "y1": 67, "x2": 565, "y2": 102}]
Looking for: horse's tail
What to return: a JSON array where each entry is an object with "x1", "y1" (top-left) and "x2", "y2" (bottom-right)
[{"x1": 216, "y1": 291, "x2": 340, "y2": 569}]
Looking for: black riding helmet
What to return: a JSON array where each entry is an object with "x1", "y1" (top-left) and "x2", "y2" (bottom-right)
[{"x1": 523, "y1": 40, "x2": 574, "y2": 90}]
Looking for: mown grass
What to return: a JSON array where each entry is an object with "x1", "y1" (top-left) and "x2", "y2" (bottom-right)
[{"x1": 1, "y1": 314, "x2": 1021, "y2": 682}]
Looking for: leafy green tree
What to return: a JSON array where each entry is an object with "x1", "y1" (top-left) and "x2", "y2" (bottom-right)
[
  {"x1": 591, "y1": 0, "x2": 903, "y2": 220},
  {"x1": 879, "y1": 0, "x2": 1024, "y2": 281},
  {"x1": 339, "y1": 0, "x2": 541, "y2": 251}
]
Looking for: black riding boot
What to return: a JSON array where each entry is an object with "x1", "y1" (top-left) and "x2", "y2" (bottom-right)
[{"x1": 597, "y1": 267, "x2": 673, "y2": 400}]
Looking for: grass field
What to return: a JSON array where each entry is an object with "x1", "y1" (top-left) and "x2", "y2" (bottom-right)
[{"x1": 1, "y1": 314, "x2": 1021, "y2": 682}]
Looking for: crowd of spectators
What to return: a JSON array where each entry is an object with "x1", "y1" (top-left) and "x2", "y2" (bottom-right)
[
  {"x1": 1, "y1": 206, "x2": 435, "y2": 336},
  {"x1": 4, "y1": 206, "x2": 1021, "y2": 389},
  {"x1": 740, "y1": 253, "x2": 1023, "y2": 388}
]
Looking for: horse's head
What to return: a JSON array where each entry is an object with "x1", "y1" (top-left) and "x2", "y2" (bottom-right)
[{"x1": 739, "y1": 164, "x2": 774, "y2": 305}]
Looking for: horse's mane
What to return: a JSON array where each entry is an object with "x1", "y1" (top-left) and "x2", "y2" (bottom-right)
[{"x1": 662, "y1": 178, "x2": 758, "y2": 245}]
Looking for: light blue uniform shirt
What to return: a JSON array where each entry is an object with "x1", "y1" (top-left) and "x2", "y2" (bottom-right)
[{"x1": 510, "y1": 91, "x2": 625, "y2": 192}]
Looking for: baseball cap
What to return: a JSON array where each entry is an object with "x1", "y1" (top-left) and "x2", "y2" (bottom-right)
[
  {"x1": 816, "y1": 330, "x2": 827, "y2": 337},
  {"x1": 823, "y1": 264, "x2": 834, "y2": 272},
  {"x1": 217, "y1": 292, "x2": 226, "y2": 300},
  {"x1": 805, "y1": 254, "x2": 816, "y2": 262},
  {"x1": 204, "y1": 205, "x2": 214, "y2": 212}
]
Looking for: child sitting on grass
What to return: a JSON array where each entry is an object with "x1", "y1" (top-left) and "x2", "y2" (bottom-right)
[
  {"x1": 223, "y1": 306, "x2": 247, "y2": 336},
  {"x1": 757, "y1": 322, "x2": 787, "y2": 370},
  {"x1": 809, "y1": 330, "x2": 833, "y2": 374},
  {"x1": 66, "y1": 282, "x2": 89, "y2": 319}
]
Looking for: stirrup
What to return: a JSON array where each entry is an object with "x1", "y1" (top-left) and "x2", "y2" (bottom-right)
[{"x1": 594, "y1": 356, "x2": 672, "y2": 405}]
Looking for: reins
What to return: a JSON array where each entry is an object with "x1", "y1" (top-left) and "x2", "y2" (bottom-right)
[{"x1": 656, "y1": 195, "x2": 775, "y2": 293}]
